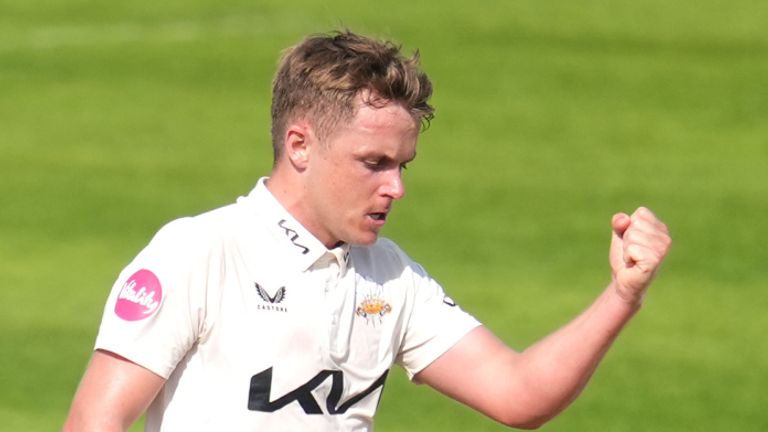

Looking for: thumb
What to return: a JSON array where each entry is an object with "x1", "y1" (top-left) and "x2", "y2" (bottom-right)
[
  {"x1": 610, "y1": 212, "x2": 632, "y2": 267},
  {"x1": 611, "y1": 212, "x2": 631, "y2": 239}
]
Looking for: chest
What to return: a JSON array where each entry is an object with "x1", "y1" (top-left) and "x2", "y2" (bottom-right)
[{"x1": 202, "y1": 258, "x2": 405, "y2": 381}]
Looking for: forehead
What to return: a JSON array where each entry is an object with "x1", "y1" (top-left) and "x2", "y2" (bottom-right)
[
  {"x1": 314, "y1": 93, "x2": 420, "y2": 161},
  {"x1": 340, "y1": 97, "x2": 419, "y2": 137}
]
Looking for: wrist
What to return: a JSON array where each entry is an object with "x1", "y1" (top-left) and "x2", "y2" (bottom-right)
[{"x1": 609, "y1": 279, "x2": 645, "y2": 309}]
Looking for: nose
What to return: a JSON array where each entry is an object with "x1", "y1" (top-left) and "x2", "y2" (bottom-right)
[{"x1": 382, "y1": 169, "x2": 406, "y2": 200}]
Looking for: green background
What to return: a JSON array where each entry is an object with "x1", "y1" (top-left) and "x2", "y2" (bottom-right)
[{"x1": 1, "y1": 0, "x2": 766, "y2": 430}]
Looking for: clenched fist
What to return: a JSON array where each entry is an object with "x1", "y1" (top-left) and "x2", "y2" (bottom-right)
[{"x1": 609, "y1": 207, "x2": 671, "y2": 304}]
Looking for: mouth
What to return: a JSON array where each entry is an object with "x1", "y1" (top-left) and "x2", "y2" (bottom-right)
[{"x1": 368, "y1": 212, "x2": 387, "y2": 222}]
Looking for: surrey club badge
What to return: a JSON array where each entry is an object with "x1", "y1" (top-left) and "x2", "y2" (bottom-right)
[{"x1": 356, "y1": 291, "x2": 391, "y2": 325}]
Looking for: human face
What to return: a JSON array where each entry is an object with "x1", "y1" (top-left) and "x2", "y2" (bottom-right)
[{"x1": 302, "y1": 99, "x2": 419, "y2": 247}]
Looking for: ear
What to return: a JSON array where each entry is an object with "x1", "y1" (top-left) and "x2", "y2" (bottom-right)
[{"x1": 284, "y1": 121, "x2": 314, "y2": 170}]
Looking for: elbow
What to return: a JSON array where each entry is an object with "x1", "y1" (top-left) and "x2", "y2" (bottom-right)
[
  {"x1": 500, "y1": 416, "x2": 549, "y2": 430},
  {"x1": 496, "y1": 407, "x2": 558, "y2": 430},
  {"x1": 495, "y1": 378, "x2": 574, "y2": 429},
  {"x1": 510, "y1": 419, "x2": 548, "y2": 430}
]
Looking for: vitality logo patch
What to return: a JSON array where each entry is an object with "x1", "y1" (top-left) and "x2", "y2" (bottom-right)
[{"x1": 115, "y1": 269, "x2": 163, "y2": 321}]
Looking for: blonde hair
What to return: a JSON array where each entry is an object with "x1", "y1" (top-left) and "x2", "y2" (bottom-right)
[{"x1": 270, "y1": 30, "x2": 434, "y2": 162}]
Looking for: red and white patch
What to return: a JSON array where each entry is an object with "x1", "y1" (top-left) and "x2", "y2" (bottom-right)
[{"x1": 115, "y1": 269, "x2": 163, "y2": 321}]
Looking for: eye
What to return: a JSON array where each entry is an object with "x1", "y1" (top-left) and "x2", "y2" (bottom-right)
[
  {"x1": 363, "y1": 158, "x2": 389, "y2": 171},
  {"x1": 361, "y1": 156, "x2": 410, "y2": 172}
]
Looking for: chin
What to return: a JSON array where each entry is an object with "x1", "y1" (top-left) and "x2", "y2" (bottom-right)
[{"x1": 347, "y1": 232, "x2": 380, "y2": 247}]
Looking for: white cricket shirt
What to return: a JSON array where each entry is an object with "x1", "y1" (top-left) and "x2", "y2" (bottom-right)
[{"x1": 95, "y1": 178, "x2": 481, "y2": 431}]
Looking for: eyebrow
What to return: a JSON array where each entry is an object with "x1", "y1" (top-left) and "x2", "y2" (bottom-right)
[{"x1": 359, "y1": 151, "x2": 417, "y2": 164}]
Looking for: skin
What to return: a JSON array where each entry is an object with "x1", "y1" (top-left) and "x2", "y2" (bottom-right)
[
  {"x1": 63, "y1": 350, "x2": 164, "y2": 431},
  {"x1": 416, "y1": 208, "x2": 671, "y2": 428},
  {"x1": 63, "y1": 93, "x2": 671, "y2": 431},
  {"x1": 267, "y1": 94, "x2": 419, "y2": 248}
]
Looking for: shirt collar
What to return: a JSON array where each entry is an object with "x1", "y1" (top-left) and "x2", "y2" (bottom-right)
[{"x1": 238, "y1": 177, "x2": 350, "y2": 273}]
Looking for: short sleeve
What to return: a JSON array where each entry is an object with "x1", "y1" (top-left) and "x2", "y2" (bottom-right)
[
  {"x1": 94, "y1": 218, "x2": 210, "y2": 379},
  {"x1": 396, "y1": 262, "x2": 481, "y2": 380}
]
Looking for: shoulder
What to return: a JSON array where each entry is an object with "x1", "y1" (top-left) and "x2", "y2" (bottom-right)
[{"x1": 142, "y1": 203, "x2": 244, "y2": 260}]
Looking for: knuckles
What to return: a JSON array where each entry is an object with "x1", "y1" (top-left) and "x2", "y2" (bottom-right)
[{"x1": 622, "y1": 224, "x2": 672, "y2": 262}]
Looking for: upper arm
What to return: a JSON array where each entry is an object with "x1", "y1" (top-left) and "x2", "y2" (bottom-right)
[
  {"x1": 64, "y1": 349, "x2": 166, "y2": 432},
  {"x1": 414, "y1": 326, "x2": 542, "y2": 429}
]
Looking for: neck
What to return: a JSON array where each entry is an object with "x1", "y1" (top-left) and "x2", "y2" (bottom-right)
[
  {"x1": 265, "y1": 167, "x2": 303, "y2": 221},
  {"x1": 265, "y1": 167, "x2": 336, "y2": 249}
]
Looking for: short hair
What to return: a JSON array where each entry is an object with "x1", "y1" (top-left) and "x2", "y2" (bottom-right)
[{"x1": 270, "y1": 30, "x2": 435, "y2": 162}]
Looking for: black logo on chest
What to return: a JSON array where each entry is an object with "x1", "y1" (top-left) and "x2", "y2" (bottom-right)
[
  {"x1": 255, "y1": 283, "x2": 287, "y2": 312},
  {"x1": 248, "y1": 367, "x2": 389, "y2": 415}
]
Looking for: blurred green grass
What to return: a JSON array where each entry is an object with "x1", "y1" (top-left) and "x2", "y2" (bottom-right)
[{"x1": 1, "y1": 0, "x2": 767, "y2": 430}]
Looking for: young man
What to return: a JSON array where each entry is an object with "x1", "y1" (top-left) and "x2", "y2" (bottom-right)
[{"x1": 64, "y1": 31, "x2": 671, "y2": 431}]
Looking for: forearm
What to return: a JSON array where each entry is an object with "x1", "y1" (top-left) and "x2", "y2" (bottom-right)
[
  {"x1": 511, "y1": 282, "x2": 641, "y2": 422},
  {"x1": 63, "y1": 414, "x2": 128, "y2": 432}
]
